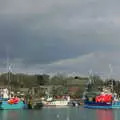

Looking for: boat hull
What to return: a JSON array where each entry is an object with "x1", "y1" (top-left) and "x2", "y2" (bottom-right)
[
  {"x1": 0, "y1": 101, "x2": 27, "y2": 110},
  {"x1": 43, "y1": 100, "x2": 69, "y2": 107},
  {"x1": 84, "y1": 101, "x2": 120, "y2": 109}
]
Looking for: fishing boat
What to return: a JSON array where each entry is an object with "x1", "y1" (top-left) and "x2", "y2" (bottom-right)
[
  {"x1": 0, "y1": 62, "x2": 27, "y2": 110},
  {"x1": 84, "y1": 67, "x2": 120, "y2": 109},
  {"x1": 84, "y1": 77, "x2": 120, "y2": 109},
  {"x1": 42, "y1": 96, "x2": 70, "y2": 107},
  {"x1": 84, "y1": 91, "x2": 120, "y2": 109},
  {"x1": 43, "y1": 100, "x2": 69, "y2": 107},
  {"x1": 0, "y1": 88, "x2": 27, "y2": 110}
]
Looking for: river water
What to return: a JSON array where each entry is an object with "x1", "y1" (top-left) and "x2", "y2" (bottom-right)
[{"x1": 0, "y1": 106, "x2": 120, "y2": 120}]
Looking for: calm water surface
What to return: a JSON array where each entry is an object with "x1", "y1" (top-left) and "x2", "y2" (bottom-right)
[{"x1": 0, "y1": 107, "x2": 120, "y2": 120}]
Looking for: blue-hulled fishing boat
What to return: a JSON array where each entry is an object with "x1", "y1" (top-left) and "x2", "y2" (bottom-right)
[
  {"x1": 84, "y1": 68, "x2": 120, "y2": 109},
  {"x1": 0, "y1": 63, "x2": 27, "y2": 110},
  {"x1": 0, "y1": 88, "x2": 27, "y2": 110},
  {"x1": 84, "y1": 88, "x2": 120, "y2": 109}
]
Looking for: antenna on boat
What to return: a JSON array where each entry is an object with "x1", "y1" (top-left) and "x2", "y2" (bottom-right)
[
  {"x1": 88, "y1": 69, "x2": 93, "y2": 84},
  {"x1": 7, "y1": 56, "x2": 11, "y2": 92},
  {"x1": 109, "y1": 64, "x2": 113, "y2": 78},
  {"x1": 109, "y1": 64, "x2": 113, "y2": 92},
  {"x1": 82, "y1": 69, "x2": 93, "y2": 99},
  {"x1": 6, "y1": 47, "x2": 12, "y2": 93}
]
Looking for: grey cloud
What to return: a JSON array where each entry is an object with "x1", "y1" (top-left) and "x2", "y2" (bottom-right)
[{"x1": 0, "y1": 0, "x2": 120, "y2": 77}]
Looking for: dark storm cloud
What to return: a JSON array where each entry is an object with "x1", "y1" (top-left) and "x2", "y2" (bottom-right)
[{"x1": 0, "y1": 0, "x2": 120, "y2": 76}]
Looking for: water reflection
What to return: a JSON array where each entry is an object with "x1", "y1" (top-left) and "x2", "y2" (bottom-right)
[
  {"x1": 2, "y1": 107, "x2": 120, "y2": 120},
  {"x1": 1, "y1": 110, "x2": 19, "y2": 120},
  {"x1": 1, "y1": 111, "x2": 7, "y2": 120},
  {"x1": 96, "y1": 110, "x2": 114, "y2": 120}
]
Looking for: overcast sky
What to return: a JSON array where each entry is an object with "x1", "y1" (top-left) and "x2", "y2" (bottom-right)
[{"x1": 0, "y1": 0, "x2": 120, "y2": 78}]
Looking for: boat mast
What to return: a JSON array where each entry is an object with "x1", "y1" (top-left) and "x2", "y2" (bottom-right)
[
  {"x1": 88, "y1": 69, "x2": 93, "y2": 84},
  {"x1": 82, "y1": 69, "x2": 93, "y2": 99},
  {"x1": 6, "y1": 53, "x2": 12, "y2": 95},
  {"x1": 109, "y1": 64, "x2": 113, "y2": 92},
  {"x1": 7, "y1": 57, "x2": 10, "y2": 90}
]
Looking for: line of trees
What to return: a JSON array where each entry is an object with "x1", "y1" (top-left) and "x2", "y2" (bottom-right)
[
  {"x1": 0, "y1": 73, "x2": 89, "y2": 98},
  {"x1": 0, "y1": 72, "x2": 120, "y2": 98}
]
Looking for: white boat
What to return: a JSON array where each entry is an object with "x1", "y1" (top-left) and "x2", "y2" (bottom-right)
[
  {"x1": 42, "y1": 96, "x2": 70, "y2": 107},
  {"x1": 43, "y1": 100, "x2": 69, "y2": 106}
]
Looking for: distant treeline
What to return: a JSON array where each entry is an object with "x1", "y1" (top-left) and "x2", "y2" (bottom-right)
[
  {"x1": 0, "y1": 73, "x2": 120, "y2": 98},
  {"x1": 0, "y1": 73, "x2": 89, "y2": 98},
  {"x1": 0, "y1": 72, "x2": 88, "y2": 88}
]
